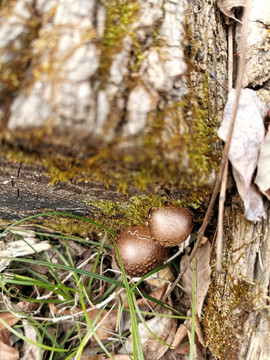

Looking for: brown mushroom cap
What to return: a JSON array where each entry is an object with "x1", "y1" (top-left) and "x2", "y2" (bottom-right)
[
  {"x1": 148, "y1": 206, "x2": 193, "y2": 247},
  {"x1": 114, "y1": 226, "x2": 168, "y2": 277}
]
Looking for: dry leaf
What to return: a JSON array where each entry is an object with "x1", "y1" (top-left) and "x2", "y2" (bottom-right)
[
  {"x1": 134, "y1": 283, "x2": 168, "y2": 308},
  {"x1": 16, "y1": 301, "x2": 39, "y2": 313},
  {"x1": 255, "y1": 126, "x2": 270, "y2": 199},
  {"x1": 70, "y1": 354, "x2": 107, "y2": 360},
  {"x1": 0, "y1": 329, "x2": 19, "y2": 360},
  {"x1": 181, "y1": 241, "x2": 211, "y2": 318},
  {"x1": 0, "y1": 312, "x2": 19, "y2": 332},
  {"x1": 218, "y1": 89, "x2": 268, "y2": 221},
  {"x1": 185, "y1": 324, "x2": 206, "y2": 360},
  {"x1": 217, "y1": 0, "x2": 247, "y2": 22},
  {"x1": 145, "y1": 266, "x2": 174, "y2": 287},
  {"x1": 171, "y1": 319, "x2": 206, "y2": 359},
  {"x1": 0, "y1": 313, "x2": 20, "y2": 360},
  {"x1": 20, "y1": 322, "x2": 39, "y2": 360},
  {"x1": 87, "y1": 309, "x2": 118, "y2": 341},
  {"x1": 120, "y1": 310, "x2": 177, "y2": 360},
  {"x1": 105, "y1": 356, "x2": 131, "y2": 360},
  {"x1": 173, "y1": 343, "x2": 190, "y2": 355},
  {"x1": 171, "y1": 324, "x2": 187, "y2": 348},
  {"x1": 0, "y1": 229, "x2": 51, "y2": 271}
]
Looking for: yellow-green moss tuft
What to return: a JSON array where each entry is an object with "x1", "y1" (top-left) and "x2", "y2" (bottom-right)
[
  {"x1": 98, "y1": 0, "x2": 140, "y2": 79},
  {"x1": 87, "y1": 194, "x2": 202, "y2": 232},
  {"x1": 202, "y1": 272, "x2": 253, "y2": 360}
]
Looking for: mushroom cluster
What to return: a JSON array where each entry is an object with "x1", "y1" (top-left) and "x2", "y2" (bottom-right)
[{"x1": 114, "y1": 206, "x2": 193, "y2": 277}]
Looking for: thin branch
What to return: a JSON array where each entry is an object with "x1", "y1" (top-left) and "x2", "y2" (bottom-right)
[
  {"x1": 227, "y1": 23, "x2": 234, "y2": 91},
  {"x1": 160, "y1": 0, "x2": 251, "y2": 303},
  {"x1": 216, "y1": 160, "x2": 228, "y2": 272},
  {"x1": 216, "y1": 20, "x2": 234, "y2": 272}
]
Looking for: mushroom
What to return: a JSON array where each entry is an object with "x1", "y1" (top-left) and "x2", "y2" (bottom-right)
[
  {"x1": 148, "y1": 206, "x2": 193, "y2": 247},
  {"x1": 114, "y1": 226, "x2": 168, "y2": 277}
]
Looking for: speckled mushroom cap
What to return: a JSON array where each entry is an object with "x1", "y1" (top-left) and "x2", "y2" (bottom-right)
[
  {"x1": 148, "y1": 206, "x2": 193, "y2": 247},
  {"x1": 114, "y1": 226, "x2": 168, "y2": 277}
]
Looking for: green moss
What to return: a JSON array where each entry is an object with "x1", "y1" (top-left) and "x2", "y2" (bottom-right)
[
  {"x1": 202, "y1": 272, "x2": 253, "y2": 360},
  {"x1": 180, "y1": 7, "x2": 220, "y2": 184},
  {"x1": 0, "y1": 4, "x2": 40, "y2": 107},
  {"x1": 98, "y1": 0, "x2": 140, "y2": 79},
  {"x1": 186, "y1": 74, "x2": 219, "y2": 183},
  {"x1": 87, "y1": 193, "x2": 202, "y2": 233}
]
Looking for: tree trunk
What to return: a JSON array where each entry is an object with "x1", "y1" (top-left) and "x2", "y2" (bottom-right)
[{"x1": 0, "y1": 0, "x2": 269, "y2": 359}]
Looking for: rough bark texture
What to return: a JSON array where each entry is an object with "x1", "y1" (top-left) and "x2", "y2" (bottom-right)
[{"x1": 0, "y1": 0, "x2": 269, "y2": 359}]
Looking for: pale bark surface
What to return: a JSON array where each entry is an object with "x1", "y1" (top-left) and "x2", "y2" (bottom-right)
[{"x1": 0, "y1": 1, "x2": 269, "y2": 359}]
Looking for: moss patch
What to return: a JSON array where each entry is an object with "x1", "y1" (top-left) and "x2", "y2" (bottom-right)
[
  {"x1": 202, "y1": 272, "x2": 253, "y2": 360},
  {"x1": 98, "y1": 0, "x2": 140, "y2": 79},
  {"x1": 88, "y1": 193, "x2": 205, "y2": 232},
  {"x1": 0, "y1": 3, "x2": 40, "y2": 110}
]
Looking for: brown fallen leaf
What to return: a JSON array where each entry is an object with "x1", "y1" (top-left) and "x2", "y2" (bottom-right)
[
  {"x1": 20, "y1": 322, "x2": 39, "y2": 360},
  {"x1": 120, "y1": 309, "x2": 177, "y2": 360},
  {"x1": 70, "y1": 354, "x2": 107, "y2": 360},
  {"x1": 0, "y1": 329, "x2": 19, "y2": 360},
  {"x1": 105, "y1": 356, "x2": 131, "y2": 360},
  {"x1": 218, "y1": 88, "x2": 268, "y2": 221},
  {"x1": 87, "y1": 309, "x2": 118, "y2": 341},
  {"x1": 132, "y1": 283, "x2": 168, "y2": 308},
  {"x1": 16, "y1": 301, "x2": 39, "y2": 313},
  {"x1": 185, "y1": 323, "x2": 206, "y2": 360},
  {"x1": 0, "y1": 312, "x2": 19, "y2": 332},
  {"x1": 181, "y1": 241, "x2": 211, "y2": 318},
  {"x1": 0, "y1": 313, "x2": 20, "y2": 360},
  {"x1": 217, "y1": 0, "x2": 247, "y2": 22},
  {"x1": 171, "y1": 318, "x2": 206, "y2": 359},
  {"x1": 171, "y1": 324, "x2": 187, "y2": 348},
  {"x1": 255, "y1": 125, "x2": 270, "y2": 200},
  {"x1": 145, "y1": 266, "x2": 174, "y2": 287}
]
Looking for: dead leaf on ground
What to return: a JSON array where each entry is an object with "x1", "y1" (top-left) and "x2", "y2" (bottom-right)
[
  {"x1": 185, "y1": 323, "x2": 206, "y2": 360},
  {"x1": 71, "y1": 354, "x2": 107, "y2": 360},
  {"x1": 105, "y1": 356, "x2": 131, "y2": 360},
  {"x1": 181, "y1": 241, "x2": 211, "y2": 318},
  {"x1": 218, "y1": 88, "x2": 268, "y2": 222},
  {"x1": 16, "y1": 301, "x2": 40, "y2": 313},
  {"x1": 217, "y1": 0, "x2": 247, "y2": 22},
  {"x1": 0, "y1": 312, "x2": 19, "y2": 332},
  {"x1": 171, "y1": 317, "x2": 206, "y2": 359},
  {"x1": 171, "y1": 324, "x2": 188, "y2": 348},
  {"x1": 129, "y1": 283, "x2": 168, "y2": 308},
  {"x1": 0, "y1": 329, "x2": 19, "y2": 360},
  {"x1": 20, "y1": 322, "x2": 39, "y2": 360},
  {"x1": 255, "y1": 125, "x2": 270, "y2": 200},
  {"x1": 87, "y1": 309, "x2": 118, "y2": 341},
  {"x1": 119, "y1": 310, "x2": 177, "y2": 360},
  {"x1": 0, "y1": 313, "x2": 20, "y2": 360},
  {"x1": 0, "y1": 229, "x2": 51, "y2": 272},
  {"x1": 145, "y1": 266, "x2": 174, "y2": 287}
]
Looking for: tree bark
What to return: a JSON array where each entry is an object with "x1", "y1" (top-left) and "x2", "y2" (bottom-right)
[{"x1": 0, "y1": 1, "x2": 269, "y2": 359}]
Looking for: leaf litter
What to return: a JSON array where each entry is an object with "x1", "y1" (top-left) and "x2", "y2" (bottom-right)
[
  {"x1": 181, "y1": 240, "x2": 211, "y2": 318},
  {"x1": 0, "y1": 312, "x2": 20, "y2": 360},
  {"x1": 218, "y1": 88, "x2": 268, "y2": 221},
  {"x1": 255, "y1": 125, "x2": 270, "y2": 199}
]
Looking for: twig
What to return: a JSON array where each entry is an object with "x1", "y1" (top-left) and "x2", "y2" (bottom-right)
[
  {"x1": 227, "y1": 23, "x2": 234, "y2": 91},
  {"x1": 160, "y1": 0, "x2": 251, "y2": 303},
  {"x1": 216, "y1": 161, "x2": 228, "y2": 272},
  {"x1": 216, "y1": 20, "x2": 234, "y2": 272},
  {"x1": 210, "y1": 73, "x2": 229, "y2": 93}
]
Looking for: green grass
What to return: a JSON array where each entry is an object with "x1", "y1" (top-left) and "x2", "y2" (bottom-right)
[{"x1": 0, "y1": 211, "x2": 196, "y2": 359}]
